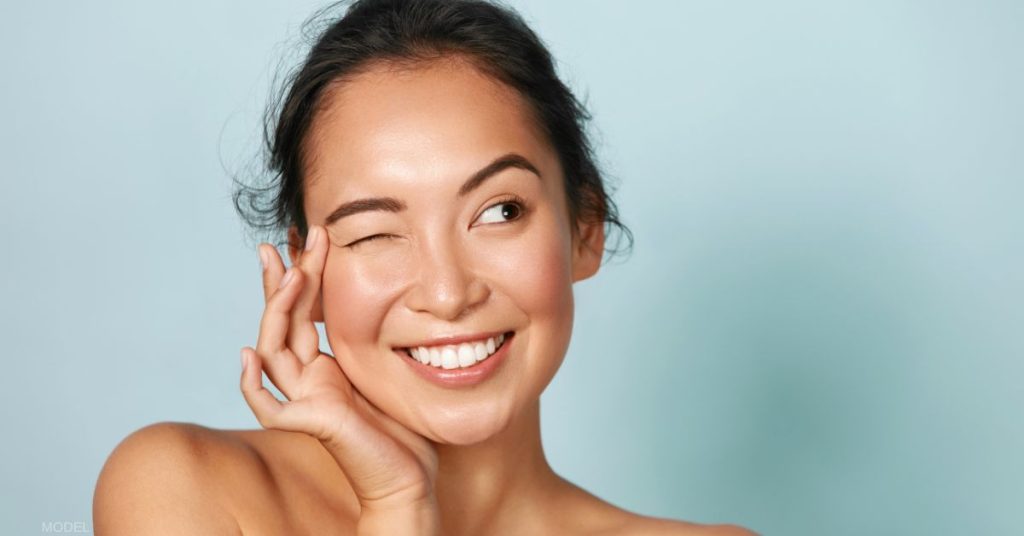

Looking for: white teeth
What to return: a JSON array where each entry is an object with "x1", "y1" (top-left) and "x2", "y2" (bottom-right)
[
  {"x1": 458, "y1": 345, "x2": 476, "y2": 367},
  {"x1": 441, "y1": 347, "x2": 459, "y2": 369},
  {"x1": 402, "y1": 333, "x2": 509, "y2": 370}
]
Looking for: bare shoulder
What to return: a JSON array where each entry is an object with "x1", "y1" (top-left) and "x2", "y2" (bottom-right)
[
  {"x1": 617, "y1": 514, "x2": 758, "y2": 536},
  {"x1": 554, "y1": 479, "x2": 756, "y2": 536},
  {"x1": 93, "y1": 422, "x2": 356, "y2": 535},
  {"x1": 93, "y1": 422, "x2": 246, "y2": 534}
]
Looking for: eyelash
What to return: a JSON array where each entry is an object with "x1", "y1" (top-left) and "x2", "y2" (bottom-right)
[
  {"x1": 345, "y1": 195, "x2": 530, "y2": 248},
  {"x1": 346, "y1": 234, "x2": 395, "y2": 247},
  {"x1": 479, "y1": 194, "x2": 530, "y2": 226}
]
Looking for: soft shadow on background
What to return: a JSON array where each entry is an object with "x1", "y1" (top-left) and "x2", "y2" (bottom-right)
[{"x1": 2, "y1": 1, "x2": 1021, "y2": 534}]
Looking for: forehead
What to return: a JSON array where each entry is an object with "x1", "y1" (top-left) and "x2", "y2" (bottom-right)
[{"x1": 303, "y1": 57, "x2": 556, "y2": 196}]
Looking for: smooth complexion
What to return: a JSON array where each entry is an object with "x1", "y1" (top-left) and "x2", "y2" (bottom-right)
[
  {"x1": 93, "y1": 54, "x2": 753, "y2": 536},
  {"x1": 300, "y1": 59, "x2": 581, "y2": 447},
  {"x1": 290, "y1": 56, "x2": 602, "y2": 532}
]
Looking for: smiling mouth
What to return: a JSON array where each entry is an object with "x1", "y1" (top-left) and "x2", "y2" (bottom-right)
[{"x1": 397, "y1": 331, "x2": 514, "y2": 370}]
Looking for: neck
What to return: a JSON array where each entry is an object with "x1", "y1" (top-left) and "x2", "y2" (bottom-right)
[{"x1": 432, "y1": 398, "x2": 563, "y2": 535}]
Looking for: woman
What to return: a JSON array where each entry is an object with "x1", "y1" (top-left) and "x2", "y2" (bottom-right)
[{"x1": 93, "y1": 0, "x2": 754, "y2": 534}]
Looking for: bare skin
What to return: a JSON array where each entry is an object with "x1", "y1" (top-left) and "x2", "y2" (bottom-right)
[
  {"x1": 93, "y1": 57, "x2": 755, "y2": 536},
  {"x1": 94, "y1": 421, "x2": 750, "y2": 535}
]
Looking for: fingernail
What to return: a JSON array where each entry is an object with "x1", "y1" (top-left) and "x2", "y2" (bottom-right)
[
  {"x1": 258, "y1": 246, "x2": 268, "y2": 272},
  {"x1": 240, "y1": 348, "x2": 248, "y2": 369},
  {"x1": 279, "y1": 268, "x2": 295, "y2": 289},
  {"x1": 305, "y1": 227, "x2": 318, "y2": 252}
]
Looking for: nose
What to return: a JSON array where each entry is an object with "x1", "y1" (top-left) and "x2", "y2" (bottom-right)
[{"x1": 403, "y1": 235, "x2": 490, "y2": 322}]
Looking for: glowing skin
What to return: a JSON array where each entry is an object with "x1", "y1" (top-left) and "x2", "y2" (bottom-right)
[
  {"x1": 291, "y1": 56, "x2": 598, "y2": 446},
  {"x1": 93, "y1": 54, "x2": 755, "y2": 536}
]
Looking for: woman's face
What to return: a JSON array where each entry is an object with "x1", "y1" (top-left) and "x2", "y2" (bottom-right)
[{"x1": 292, "y1": 57, "x2": 603, "y2": 445}]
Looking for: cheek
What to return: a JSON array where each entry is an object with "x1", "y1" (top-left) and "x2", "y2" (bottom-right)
[
  {"x1": 495, "y1": 212, "x2": 575, "y2": 329},
  {"x1": 320, "y1": 254, "x2": 413, "y2": 348},
  {"x1": 494, "y1": 212, "x2": 576, "y2": 397},
  {"x1": 513, "y1": 237, "x2": 573, "y2": 316}
]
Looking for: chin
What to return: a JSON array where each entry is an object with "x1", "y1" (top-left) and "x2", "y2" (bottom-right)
[{"x1": 414, "y1": 401, "x2": 515, "y2": 446}]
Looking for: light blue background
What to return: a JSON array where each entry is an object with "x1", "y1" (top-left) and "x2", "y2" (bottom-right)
[{"x1": 2, "y1": 1, "x2": 1021, "y2": 534}]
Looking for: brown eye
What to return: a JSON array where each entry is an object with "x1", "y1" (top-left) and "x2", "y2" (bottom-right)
[
  {"x1": 498, "y1": 202, "x2": 521, "y2": 220},
  {"x1": 476, "y1": 197, "x2": 527, "y2": 225}
]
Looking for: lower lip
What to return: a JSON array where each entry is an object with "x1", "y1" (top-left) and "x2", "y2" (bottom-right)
[{"x1": 396, "y1": 331, "x2": 515, "y2": 388}]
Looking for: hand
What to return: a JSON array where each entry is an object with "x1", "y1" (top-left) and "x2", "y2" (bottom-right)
[{"x1": 239, "y1": 225, "x2": 439, "y2": 512}]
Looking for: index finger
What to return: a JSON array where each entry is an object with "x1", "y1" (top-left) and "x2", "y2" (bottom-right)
[
  {"x1": 259, "y1": 243, "x2": 287, "y2": 303},
  {"x1": 288, "y1": 225, "x2": 329, "y2": 360}
]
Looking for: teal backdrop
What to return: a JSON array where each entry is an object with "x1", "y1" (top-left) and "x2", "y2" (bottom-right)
[{"x1": 1, "y1": 1, "x2": 1021, "y2": 534}]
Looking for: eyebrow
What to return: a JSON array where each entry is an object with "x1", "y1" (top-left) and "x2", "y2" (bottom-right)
[{"x1": 322, "y1": 153, "x2": 542, "y2": 227}]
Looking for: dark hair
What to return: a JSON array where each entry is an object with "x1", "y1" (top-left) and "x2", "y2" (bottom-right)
[{"x1": 233, "y1": 0, "x2": 632, "y2": 262}]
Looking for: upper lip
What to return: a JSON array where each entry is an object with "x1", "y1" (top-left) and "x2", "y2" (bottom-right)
[{"x1": 395, "y1": 330, "x2": 511, "y2": 349}]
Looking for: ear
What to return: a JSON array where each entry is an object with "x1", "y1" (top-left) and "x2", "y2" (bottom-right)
[
  {"x1": 286, "y1": 226, "x2": 325, "y2": 323},
  {"x1": 571, "y1": 219, "x2": 605, "y2": 283}
]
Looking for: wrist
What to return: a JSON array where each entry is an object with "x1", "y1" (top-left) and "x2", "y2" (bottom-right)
[
  {"x1": 356, "y1": 496, "x2": 440, "y2": 536},
  {"x1": 318, "y1": 436, "x2": 434, "y2": 505}
]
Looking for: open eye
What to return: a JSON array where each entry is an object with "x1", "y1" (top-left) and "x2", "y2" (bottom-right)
[{"x1": 475, "y1": 195, "x2": 528, "y2": 225}]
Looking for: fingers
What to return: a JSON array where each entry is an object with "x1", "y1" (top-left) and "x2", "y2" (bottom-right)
[
  {"x1": 239, "y1": 347, "x2": 286, "y2": 429},
  {"x1": 254, "y1": 260, "x2": 305, "y2": 396},
  {"x1": 258, "y1": 243, "x2": 287, "y2": 303},
  {"x1": 288, "y1": 225, "x2": 329, "y2": 362},
  {"x1": 240, "y1": 347, "x2": 312, "y2": 434}
]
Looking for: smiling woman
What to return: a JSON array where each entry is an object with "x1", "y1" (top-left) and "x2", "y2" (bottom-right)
[{"x1": 91, "y1": 0, "x2": 752, "y2": 534}]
